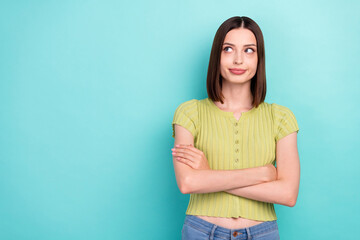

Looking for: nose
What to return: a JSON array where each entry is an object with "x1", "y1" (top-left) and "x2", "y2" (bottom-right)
[{"x1": 234, "y1": 51, "x2": 243, "y2": 64}]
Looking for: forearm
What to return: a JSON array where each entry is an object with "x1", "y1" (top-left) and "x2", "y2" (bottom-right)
[
  {"x1": 184, "y1": 167, "x2": 268, "y2": 194},
  {"x1": 225, "y1": 179, "x2": 296, "y2": 207}
]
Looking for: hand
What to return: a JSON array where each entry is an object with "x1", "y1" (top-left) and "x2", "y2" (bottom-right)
[
  {"x1": 171, "y1": 144, "x2": 210, "y2": 170},
  {"x1": 263, "y1": 163, "x2": 277, "y2": 182}
]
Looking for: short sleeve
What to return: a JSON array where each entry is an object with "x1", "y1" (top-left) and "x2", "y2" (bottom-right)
[
  {"x1": 172, "y1": 99, "x2": 198, "y2": 139},
  {"x1": 272, "y1": 103, "x2": 299, "y2": 143}
]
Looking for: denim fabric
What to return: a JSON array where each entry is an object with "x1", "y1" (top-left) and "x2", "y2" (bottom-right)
[{"x1": 182, "y1": 215, "x2": 280, "y2": 240}]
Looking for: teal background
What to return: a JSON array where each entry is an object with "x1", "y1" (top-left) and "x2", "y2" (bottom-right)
[{"x1": 1, "y1": 0, "x2": 359, "y2": 239}]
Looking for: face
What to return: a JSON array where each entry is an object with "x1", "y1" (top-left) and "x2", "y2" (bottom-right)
[{"x1": 220, "y1": 28, "x2": 258, "y2": 85}]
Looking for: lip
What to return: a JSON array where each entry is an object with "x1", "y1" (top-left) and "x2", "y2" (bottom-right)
[{"x1": 229, "y1": 68, "x2": 246, "y2": 75}]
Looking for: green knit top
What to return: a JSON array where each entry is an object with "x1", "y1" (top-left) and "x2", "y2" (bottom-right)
[{"x1": 171, "y1": 97, "x2": 299, "y2": 221}]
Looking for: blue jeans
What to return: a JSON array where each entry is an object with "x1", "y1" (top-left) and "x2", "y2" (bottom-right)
[{"x1": 182, "y1": 215, "x2": 280, "y2": 240}]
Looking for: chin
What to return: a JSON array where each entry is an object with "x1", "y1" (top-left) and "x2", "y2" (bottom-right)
[{"x1": 226, "y1": 78, "x2": 252, "y2": 84}]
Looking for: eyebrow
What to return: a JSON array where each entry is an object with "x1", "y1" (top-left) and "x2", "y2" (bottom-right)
[{"x1": 223, "y1": 42, "x2": 257, "y2": 47}]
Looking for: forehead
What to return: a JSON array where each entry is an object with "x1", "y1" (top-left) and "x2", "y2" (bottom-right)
[{"x1": 223, "y1": 28, "x2": 257, "y2": 45}]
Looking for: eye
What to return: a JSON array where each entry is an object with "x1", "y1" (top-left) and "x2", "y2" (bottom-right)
[
  {"x1": 223, "y1": 46, "x2": 233, "y2": 52},
  {"x1": 245, "y1": 48, "x2": 255, "y2": 53}
]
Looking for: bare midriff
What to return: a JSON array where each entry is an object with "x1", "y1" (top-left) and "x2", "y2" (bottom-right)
[{"x1": 196, "y1": 215, "x2": 264, "y2": 229}]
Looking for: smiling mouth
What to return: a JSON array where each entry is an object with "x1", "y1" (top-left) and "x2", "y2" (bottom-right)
[{"x1": 229, "y1": 68, "x2": 246, "y2": 75}]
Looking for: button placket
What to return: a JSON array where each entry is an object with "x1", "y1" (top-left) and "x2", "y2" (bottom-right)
[{"x1": 234, "y1": 121, "x2": 240, "y2": 166}]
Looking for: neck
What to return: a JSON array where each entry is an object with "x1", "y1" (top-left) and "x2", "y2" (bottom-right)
[{"x1": 216, "y1": 80, "x2": 253, "y2": 111}]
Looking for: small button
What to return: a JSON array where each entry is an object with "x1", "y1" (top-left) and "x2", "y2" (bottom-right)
[
  {"x1": 234, "y1": 122, "x2": 238, "y2": 126},
  {"x1": 235, "y1": 140, "x2": 239, "y2": 144},
  {"x1": 235, "y1": 130, "x2": 238, "y2": 134},
  {"x1": 232, "y1": 231, "x2": 242, "y2": 236},
  {"x1": 235, "y1": 149, "x2": 239, "y2": 153},
  {"x1": 235, "y1": 159, "x2": 239, "y2": 162}
]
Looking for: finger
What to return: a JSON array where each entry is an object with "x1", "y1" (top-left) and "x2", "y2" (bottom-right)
[
  {"x1": 175, "y1": 157, "x2": 195, "y2": 169},
  {"x1": 187, "y1": 145, "x2": 204, "y2": 155},
  {"x1": 176, "y1": 144, "x2": 198, "y2": 151},
  {"x1": 172, "y1": 147, "x2": 198, "y2": 159},
  {"x1": 172, "y1": 150, "x2": 196, "y2": 162},
  {"x1": 175, "y1": 145, "x2": 203, "y2": 157},
  {"x1": 175, "y1": 144, "x2": 191, "y2": 148},
  {"x1": 173, "y1": 145, "x2": 196, "y2": 154}
]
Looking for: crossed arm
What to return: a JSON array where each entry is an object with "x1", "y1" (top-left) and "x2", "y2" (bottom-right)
[{"x1": 172, "y1": 124, "x2": 300, "y2": 207}]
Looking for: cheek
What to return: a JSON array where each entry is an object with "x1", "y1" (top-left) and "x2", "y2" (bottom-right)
[
  {"x1": 220, "y1": 56, "x2": 229, "y2": 73},
  {"x1": 250, "y1": 60, "x2": 258, "y2": 76},
  {"x1": 220, "y1": 65, "x2": 226, "y2": 77},
  {"x1": 220, "y1": 55, "x2": 232, "y2": 69},
  {"x1": 249, "y1": 56, "x2": 258, "y2": 70}
]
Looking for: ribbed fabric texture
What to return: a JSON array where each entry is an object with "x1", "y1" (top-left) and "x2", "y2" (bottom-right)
[{"x1": 171, "y1": 97, "x2": 299, "y2": 221}]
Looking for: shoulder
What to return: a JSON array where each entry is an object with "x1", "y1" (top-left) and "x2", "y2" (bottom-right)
[
  {"x1": 173, "y1": 99, "x2": 199, "y2": 121},
  {"x1": 175, "y1": 99, "x2": 198, "y2": 109},
  {"x1": 271, "y1": 103, "x2": 296, "y2": 118},
  {"x1": 174, "y1": 99, "x2": 199, "y2": 115},
  {"x1": 172, "y1": 99, "x2": 199, "y2": 138},
  {"x1": 270, "y1": 103, "x2": 299, "y2": 129},
  {"x1": 270, "y1": 103, "x2": 299, "y2": 141},
  {"x1": 255, "y1": 101, "x2": 290, "y2": 118}
]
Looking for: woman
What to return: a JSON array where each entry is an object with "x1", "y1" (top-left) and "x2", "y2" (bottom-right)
[{"x1": 171, "y1": 16, "x2": 300, "y2": 240}]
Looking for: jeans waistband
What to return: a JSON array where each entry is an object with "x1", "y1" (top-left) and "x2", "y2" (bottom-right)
[{"x1": 184, "y1": 214, "x2": 278, "y2": 238}]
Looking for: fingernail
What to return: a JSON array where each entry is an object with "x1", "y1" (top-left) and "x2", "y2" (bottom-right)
[{"x1": 175, "y1": 144, "x2": 180, "y2": 147}]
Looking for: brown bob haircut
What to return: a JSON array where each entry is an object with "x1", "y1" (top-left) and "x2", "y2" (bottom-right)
[{"x1": 206, "y1": 16, "x2": 266, "y2": 108}]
